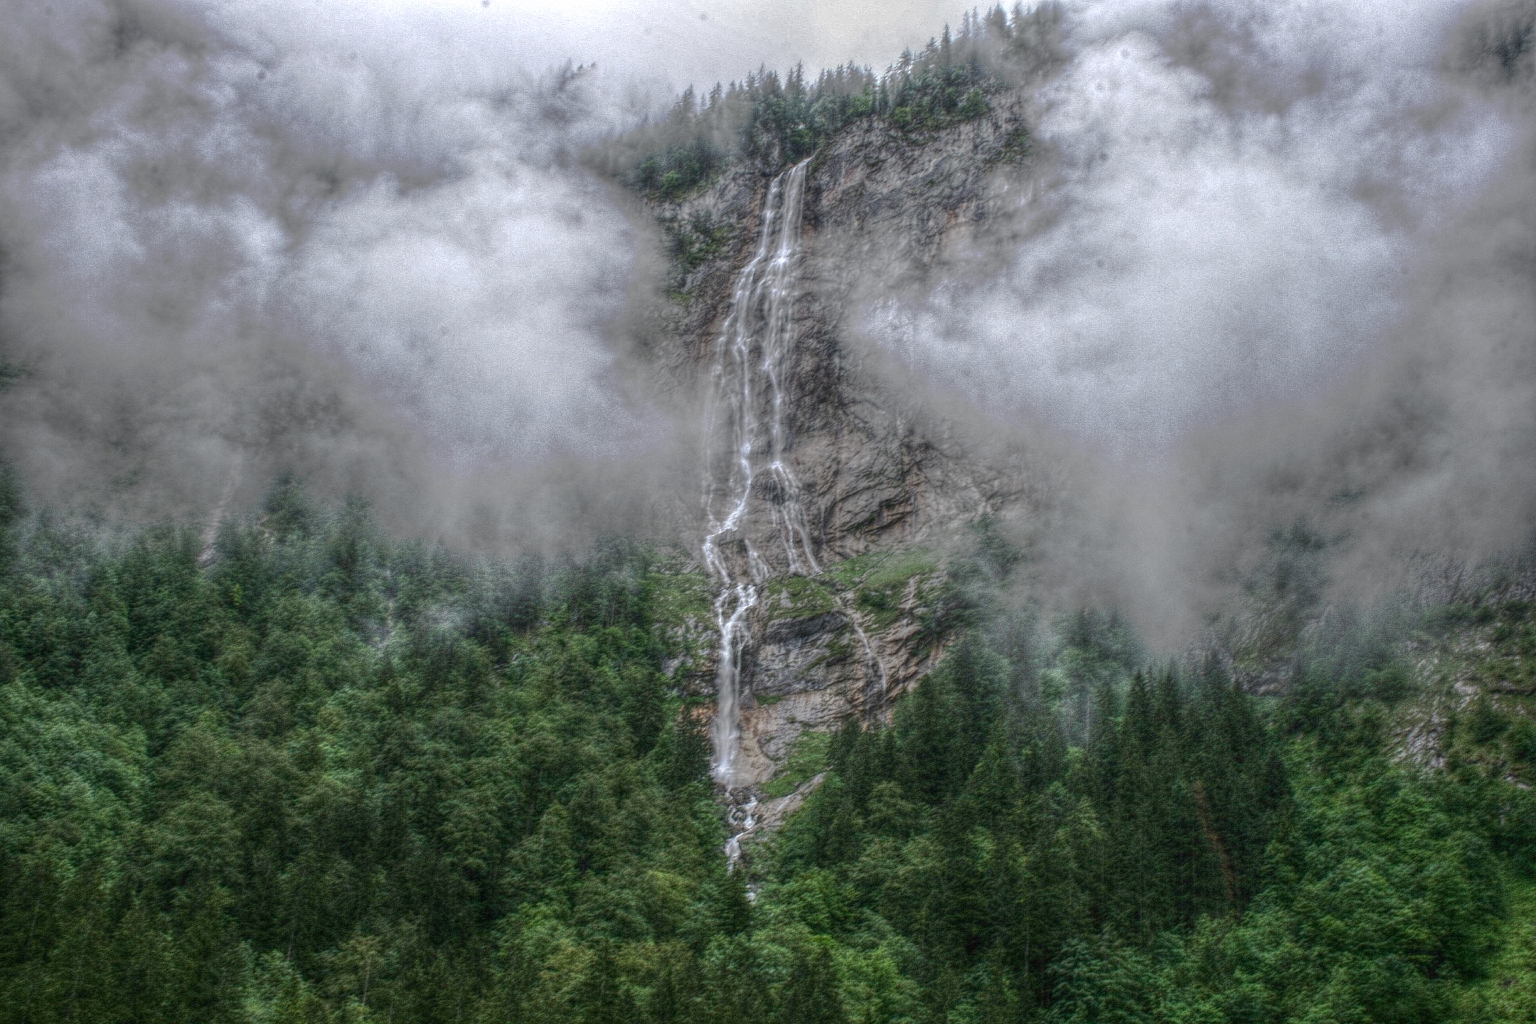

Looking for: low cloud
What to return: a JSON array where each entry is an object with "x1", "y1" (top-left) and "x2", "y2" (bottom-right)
[
  {"x1": 869, "y1": 0, "x2": 1514, "y2": 447},
  {"x1": 1, "y1": 0, "x2": 1531, "y2": 641},
  {"x1": 0, "y1": 0, "x2": 986, "y2": 541},
  {"x1": 861, "y1": 0, "x2": 1536, "y2": 640},
  {"x1": 0, "y1": 0, "x2": 674, "y2": 537}
]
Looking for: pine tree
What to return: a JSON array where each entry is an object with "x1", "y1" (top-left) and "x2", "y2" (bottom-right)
[
  {"x1": 776, "y1": 943, "x2": 848, "y2": 1024},
  {"x1": 577, "y1": 939, "x2": 638, "y2": 1024}
]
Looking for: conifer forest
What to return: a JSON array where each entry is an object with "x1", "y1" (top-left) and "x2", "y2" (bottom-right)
[{"x1": 2, "y1": 2, "x2": 1536, "y2": 1022}]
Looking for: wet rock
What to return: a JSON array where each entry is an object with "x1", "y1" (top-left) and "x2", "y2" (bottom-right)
[
  {"x1": 646, "y1": 93, "x2": 1040, "y2": 798},
  {"x1": 764, "y1": 610, "x2": 844, "y2": 644}
]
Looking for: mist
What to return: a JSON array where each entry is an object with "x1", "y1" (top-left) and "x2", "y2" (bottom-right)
[
  {"x1": 1, "y1": 0, "x2": 1532, "y2": 646},
  {"x1": 0, "y1": 0, "x2": 982, "y2": 546},
  {"x1": 857, "y1": 0, "x2": 1536, "y2": 643}
]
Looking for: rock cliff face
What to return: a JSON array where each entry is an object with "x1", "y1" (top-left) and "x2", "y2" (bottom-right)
[{"x1": 646, "y1": 92, "x2": 1038, "y2": 809}]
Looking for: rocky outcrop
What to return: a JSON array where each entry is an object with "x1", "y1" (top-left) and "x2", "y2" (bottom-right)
[
  {"x1": 650, "y1": 94, "x2": 1038, "y2": 796},
  {"x1": 657, "y1": 96, "x2": 1035, "y2": 558}
]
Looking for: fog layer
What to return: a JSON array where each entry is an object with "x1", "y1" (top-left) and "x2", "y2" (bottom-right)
[
  {"x1": 0, "y1": 0, "x2": 675, "y2": 541},
  {"x1": 858, "y1": 0, "x2": 1536, "y2": 639},
  {"x1": 2, "y1": 0, "x2": 1532, "y2": 640}
]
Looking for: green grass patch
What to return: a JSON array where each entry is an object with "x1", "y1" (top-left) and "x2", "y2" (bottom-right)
[
  {"x1": 861, "y1": 548, "x2": 939, "y2": 590},
  {"x1": 824, "y1": 551, "x2": 884, "y2": 588},
  {"x1": 762, "y1": 729, "x2": 833, "y2": 799},
  {"x1": 825, "y1": 548, "x2": 940, "y2": 630},
  {"x1": 825, "y1": 548, "x2": 936, "y2": 588},
  {"x1": 763, "y1": 574, "x2": 837, "y2": 622}
]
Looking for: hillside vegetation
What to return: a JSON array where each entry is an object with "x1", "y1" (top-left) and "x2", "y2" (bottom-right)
[
  {"x1": 3, "y1": 467, "x2": 1536, "y2": 1022},
  {"x1": 592, "y1": 2, "x2": 1063, "y2": 198}
]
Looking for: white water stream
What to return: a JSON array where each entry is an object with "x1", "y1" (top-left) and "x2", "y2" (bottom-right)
[
  {"x1": 701, "y1": 160, "x2": 819, "y2": 795},
  {"x1": 701, "y1": 161, "x2": 892, "y2": 868}
]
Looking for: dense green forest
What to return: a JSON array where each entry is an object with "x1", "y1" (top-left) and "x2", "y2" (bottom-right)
[
  {"x1": 3, "y1": 464, "x2": 1536, "y2": 1023},
  {"x1": 599, "y1": 2, "x2": 1063, "y2": 199}
]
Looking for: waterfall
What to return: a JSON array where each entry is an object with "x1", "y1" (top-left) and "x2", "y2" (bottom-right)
[{"x1": 701, "y1": 160, "x2": 818, "y2": 792}]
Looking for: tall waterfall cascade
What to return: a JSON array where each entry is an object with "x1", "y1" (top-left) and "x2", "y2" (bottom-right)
[{"x1": 700, "y1": 160, "x2": 821, "y2": 792}]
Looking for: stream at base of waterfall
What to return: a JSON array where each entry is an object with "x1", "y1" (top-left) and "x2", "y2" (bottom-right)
[{"x1": 699, "y1": 161, "x2": 887, "y2": 868}]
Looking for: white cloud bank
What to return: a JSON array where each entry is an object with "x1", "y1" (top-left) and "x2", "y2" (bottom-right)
[{"x1": 867, "y1": 0, "x2": 1517, "y2": 449}]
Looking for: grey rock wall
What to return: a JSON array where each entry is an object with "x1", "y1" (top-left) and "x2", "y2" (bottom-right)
[{"x1": 649, "y1": 93, "x2": 1038, "y2": 791}]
